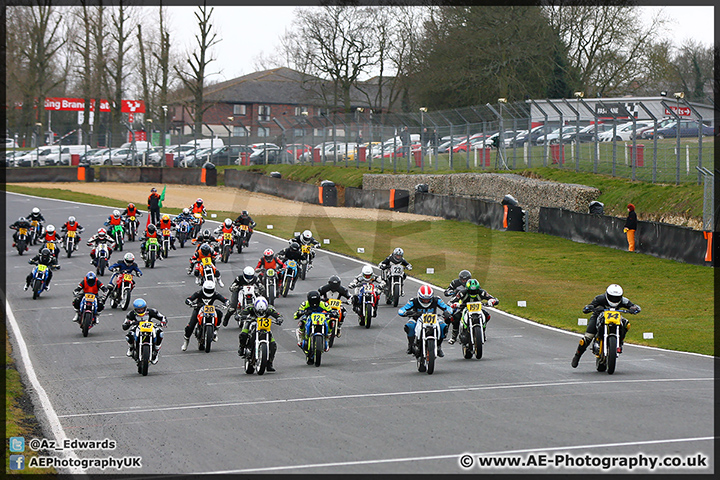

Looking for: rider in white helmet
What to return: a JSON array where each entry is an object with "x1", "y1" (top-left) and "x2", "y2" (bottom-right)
[
  {"x1": 223, "y1": 266, "x2": 264, "y2": 326},
  {"x1": 182, "y1": 280, "x2": 229, "y2": 351},
  {"x1": 347, "y1": 265, "x2": 386, "y2": 321}
]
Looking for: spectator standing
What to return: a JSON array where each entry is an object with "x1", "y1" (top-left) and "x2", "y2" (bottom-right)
[
  {"x1": 148, "y1": 187, "x2": 161, "y2": 225},
  {"x1": 624, "y1": 203, "x2": 637, "y2": 252},
  {"x1": 400, "y1": 126, "x2": 411, "y2": 159}
]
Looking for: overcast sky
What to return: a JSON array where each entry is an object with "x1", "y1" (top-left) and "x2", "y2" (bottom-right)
[{"x1": 166, "y1": 5, "x2": 715, "y2": 83}]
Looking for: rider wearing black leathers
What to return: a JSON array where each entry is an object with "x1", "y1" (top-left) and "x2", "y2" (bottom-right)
[
  {"x1": 223, "y1": 266, "x2": 265, "y2": 326},
  {"x1": 10, "y1": 217, "x2": 32, "y2": 248},
  {"x1": 571, "y1": 284, "x2": 641, "y2": 368},
  {"x1": 233, "y1": 210, "x2": 256, "y2": 243},
  {"x1": 443, "y1": 269, "x2": 472, "y2": 298},
  {"x1": 182, "y1": 281, "x2": 229, "y2": 351},
  {"x1": 122, "y1": 299, "x2": 167, "y2": 363},
  {"x1": 25, "y1": 248, "x2": 60, "y2": 291},
  {"x1": 318, "y1": 275, "x2": 351, "y2": 335}
]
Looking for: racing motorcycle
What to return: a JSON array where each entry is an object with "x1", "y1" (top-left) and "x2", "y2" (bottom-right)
[
  {"x1": 13, "y1": 226, "x2": 29, "y2": 255},
  {"x1": 355, "y1": 283, "x2": 378, "y2": 329},
  {"x1": 325, "y1": 297, "x2": 346, "y2": 348},
  {"x1": 281, "y1": 260, "x2": 298, "y2": 297},
  {"x1": 298, "y1": 244, "x2": 315, "y2": 280},
  {"x1": 108, "y1": 224, "x2": 125, "y2": 252},
  {"x1": 143, "y1": 237, "x2": 159, "y2": 269},
  {"x1": 42, "y1": 240, "x2": 60, "y2": 260},
  {"x1": 231, "y1": 285, "x2": 258, "y2": 327},
  {"x1": 382, "y1": 264, "x2": 407, "y2": 307},
  {"x1": 131, "y1": 319, "x2": 159, "y2": 376},
  {"x1": 29, "y1": 262, "x2": 59, "y2": 300},
  {"x1": 242, "y1": 316, "x2": 279, "y2": 375},
  {"x1": 412, "y1": 312, "x2": 442, "y2": 375},
  {"x1": 94, "y1": 242, "x2": 111, "y2": 276},
  {"x1": 301, "y1": 312, "x2": 329, "y2": 367},
  {"x1": 78, "y1": 292, "x2": 101, "y2": 337},
  {"x1": 63, "y1": 230, "x2": 78, "y2": 258},
  {"x1": 160, "y1": 227, "x2": 173, "y2": 259},
  {"x1": 190, "y1": 213, "x2": 204, "y2": 238},
  {"x1": 188, "y1": 299, "x2": 223, "y2": 353},
  {"x1": 260, "y1": 268, "x2": 280, "y2": 306},
  {"x1": 29, "y1": 220, "x2": 43, "y2": 245},
  {"x1": 458, "y1": 301, "x2": 487, "y2": 360},
  {"x1": 125, "y1": 215, "x2": 140, "y2": 242},
  {"x1": 591, "y1": 308, "x2": 636, "y2": 375},
  {"x1": 220, "y1": 231, "x2": 233, "y2": 263},
  {"x1": 235, "y1": 224, "x2": 250, "y2": 253},
  {"x1": 176, "y1": 219, "x2": 191, "y2": 248},
  {"x1": 108, "y1": 270, "x2": 137, "y2": 311},
  {"x1": 194, "y1": 256, "x2": 217, "y2": 286}
]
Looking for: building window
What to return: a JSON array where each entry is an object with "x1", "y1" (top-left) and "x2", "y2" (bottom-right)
[
  {"x1": 258, "y1": 127, "x2": 270, "y2": 137},
  {"x1": 233, "y1": 126, "x2": 247, "y2": 137},
  {"x1": 233, "y1": 104, "x2": 246, "y2": 116},
  {"x1": 294, "y1": 128, "x2": 305, "y2": 137},
  {"x1": 258, "y1": 105, "x2": 271, "y2": 122},
  {"x1": 295, "y1": 106, "x2": 308, "y2": 116}
]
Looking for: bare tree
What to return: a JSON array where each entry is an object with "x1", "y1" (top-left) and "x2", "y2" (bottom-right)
[
  {"x1": 544, "y1": 3, "x2": 670, "y2": 96},
  {"x1": 106, "y1": 2, "x2": 135, "y2": 146},
  {"x1": 174, "y1": 2, "x2": 219, "y2": 139}
]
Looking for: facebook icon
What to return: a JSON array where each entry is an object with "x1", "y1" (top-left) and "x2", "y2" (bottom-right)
[{"x1": 10, "y1": 455, "x2": 25, "y2": 470}]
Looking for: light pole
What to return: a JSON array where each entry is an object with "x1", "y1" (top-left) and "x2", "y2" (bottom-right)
[
  {"x1": 145, "y1": 118, "x2": 153, "y2": 165},
  {"x1": 673, "y1": 92, "x2": 684, "y2": 182},
  {"x1": 161, "y1": 105, "x2": 168, "y2": 165},
  {"x1": 419, "y1": 107, "x2": 427, "y2": 170}
]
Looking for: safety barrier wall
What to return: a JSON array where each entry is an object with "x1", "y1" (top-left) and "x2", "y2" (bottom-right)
[
  {"x1": 344, "y1": 187, "x2": 410, "y2": 212},
  {"x1": 413, "y1": 192, "x2": 525, "y2": 231},
  {"x1": 538, "y1": 207, "x2": 713, "y2": 266},
  {"x1": 6, "y1": 166, "x2": 94, "y2": 183},
  {"x1": 224, "y1": 169, "x2": 337, "y2": 207}
]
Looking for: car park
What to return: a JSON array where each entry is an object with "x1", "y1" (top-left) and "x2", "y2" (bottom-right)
[
  {"x1": 642, "y1": 120, "x2": 714, "y2": 139},
  {"x1": 14, "y1": 146, "x2": 60, "y2": 166},
  {"x1": 637, "y1": 119, "x2": 675, "y2": 139},
  {"x1": 561, "y1": 123, "x2": 614, "y2": 143},
  {"x1": 598, "y1": 121, "x2": 654, "y2": 142},
  {"x1": 536, "y1": 126, "x2": 579, "y2": 145}
]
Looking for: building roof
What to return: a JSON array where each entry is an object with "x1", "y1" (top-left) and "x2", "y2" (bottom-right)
[{"x1": 203, "y1": 67, "x2": 324, "y2": 105}]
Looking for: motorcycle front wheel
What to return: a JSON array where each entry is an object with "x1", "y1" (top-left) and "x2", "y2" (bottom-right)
[
  {"x1": 81, "y1": 312, "x2": 92, "y2": 337},
  {"x1": 140, "y1": 344, "x2": 150, "y2": 376},
  {"x1": 606, "y1": 336, "x2": 618, "y2": 374},
  {"x1": 204, "y1": 324, "x2": 214, "y2": 353},
  {"x1": 313, "y1": 336, "x2": 323, "y2": 367},
  {"x1": 473, "y1": 325, "x2": 483, "y2": 359},
  {"x1": 257, "y1": 343, "x2": 268, "y2": 376}
]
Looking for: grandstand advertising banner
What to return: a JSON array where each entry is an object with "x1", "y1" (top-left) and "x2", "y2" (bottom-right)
[{"x1": 43, "y1": 97, "x2": 145, "y2": 113}]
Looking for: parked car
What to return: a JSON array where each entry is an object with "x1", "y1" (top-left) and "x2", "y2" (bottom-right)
[
  {"x1": 179, "y1": 147, "x2": 209, "y2": 168},
  {"x1": 598, "y1": 121, "x2": 654, "y2": 142},
  {"x1": 14, "y1": 146, "x2": 60, "y2": 166},
  {"x1": 47, "y1": 145, "x2": 93, "y2": 166},
  {"x1": 637, "y1": 118, "x2": 675, "y2": 139},
  {"x1": 642, "y1": 120, "x2": 713, "y2": 139},
  {"x1": 77, "y1": 148, "x2": 107, "y2": 165},
  {"x1": 560, "y1": 123, "x2": 614, "y2": 143},
  {"x1": 94, "y1": 147, "x2": 134, "y2": 166},
  {"x1": 284, "y1": 143, "x2": 312, "y2": 163},
  {"x1": 3, "y1": 150, "x2": 24, "y2": 167},
  {"x1": 4, "y1": 138, "x2": 19, "y2": 149},
  {"x1": 536, "y1": 126, "x2": 579, "y2": 145},
  {"x1": 437, "y1": 137, "x2": 466, "y2": 153},
  {"x1": 249, "y1": 145, "x2": 282, "y2": 165},
  {"x1": 512, "y1": 125, "x2": 554, "y2": 146}
]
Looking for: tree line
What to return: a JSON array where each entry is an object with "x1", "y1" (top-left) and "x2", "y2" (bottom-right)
[{"x1": 5, "y1": 3, "x2": 715, "y2": 147}]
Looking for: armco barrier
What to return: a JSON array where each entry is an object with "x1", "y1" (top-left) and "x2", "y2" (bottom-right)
[
  {"x1": 344, "y1": 187, "x2": 410, "y2": 212},
  {"x1": 224, "y1": 169, "x2": 336, "y2": 206},
  {"x1": 6, "y1": 167, "x2": 94, "y2": 183},
  {"x1": 414, "y1": 192, "x2": 524, "y2": 231},
  {"x1": 538, "y1": 207, "x2": 712, "y2": 266}
]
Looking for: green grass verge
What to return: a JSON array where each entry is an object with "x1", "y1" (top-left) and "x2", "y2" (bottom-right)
[
  {"x1": 6, "y1": 184, "x2": 712, "y2": 356},
  {"x1": 5, "y1": 334, "x2": 57, "y2": 475}
]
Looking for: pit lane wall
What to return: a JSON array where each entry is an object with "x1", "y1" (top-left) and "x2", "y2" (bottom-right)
[{"x1": 539, "y1": 208, "x2": 713, "y2": 266}]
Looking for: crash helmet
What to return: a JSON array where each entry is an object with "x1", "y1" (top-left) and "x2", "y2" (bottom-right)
[
  {"x1": 97, "y1": 228, "x2": 107, "y2": 238},
  {"x1": 85, "y1": 271, "x2": 97, "y2": 286},
  {"x1": 68, "y1": 216, "x2": 76, "y2": 223},
  {"x1": 112, "y1": 209, "x2": 121, "y2": 218},
  {"x1": 147, "y1": 224, "x2": 156, "y2": 233},
  {"x1": 458, "y1": 269, "x2": 472, "y2": 284},
  {"x1": 417, "y1": 285, "x2": 434, "y2": 308},
  {"x1": 361, "y1": 265, "x2": 373, "y2": 281},
  {"x1": 19, "y1": 217, "x2": 26, "y2": 223},
  {"x1": 32, "y1": 207, "x2": 40, "y2": 214},
  {"x1": 605, "y1": 284, "x2": 624, "y2": 308},
  {"x1": 202, "y1": 280, "x2": 215, "y2": 297},
  {"x1": 202, "y1": 229, "x2": 211, "y2": 237},
  {"x1": 241, "y1": 210, "x2": 248, "y2": 216},
  {"x1": 162, "y1": 214, "x2": 170, "y2": 222},
  {"x1": 196, "y1": 198, "x2": 203, "y2": 206},
  {"x1": 128, "y1": 203, "x2": 135, "y2": 210},
  {"x1": 307, "y1": 290, "x2": 321, "y2": 308},
  {"x1": 254, "y1": 297, "x2": 269, "y2": 315},
  {"x1": 465, "y1": 279, "x2": 481, "y2": 297},
  {"x1": 182, "y1": 208, "x2": 190, "y2": 215},
  {"x1": 263, "y1": 248, "x2": 274, "y2": 261},
  {"x1": 328, "y1": 275, "x2": 341, "y2": 288},
  {"x1": 46, "y1": 224, "x2": 55, "y2": 234},
  {"x1": 301, "y1": 230, "x2": 312, "y2": 243},
  {"x1": 224, "y1": 218, "x2": 232, "y2": 228},
  {"x1": 392, "y1": 247, "x2": 404, "y2": 261},
  {"x1": 133, "y1": 298, "x2": 147, "y2": 315},
  {"x1": 200, "y1": 243, "x2": 212, "y2": 256},
  {"x1": 289, "y1": 242, "x2": 300, "y2": 252},
  {"x1": 124, "y1": 252, "x2": 135, "y2": 265},
  {"x1": 40, "y1": 248, "x2": 51, "y2": 261},
  {"x1": 242, "y1": 266, "x2": 255, "y2": 282}
]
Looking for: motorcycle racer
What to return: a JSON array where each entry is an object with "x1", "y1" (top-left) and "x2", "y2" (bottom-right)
[
  {"x1": 188, "y1": 243, "x2": 223, "y2": 286},
  {"x1": 318, "y1": 275, "x2": 351, "y2": 336},
  {"x1": 223, "y1": 266, "x2": 264, "y2": 326},
  {"x1": 157, "y1": 214, "x2": 177, "y2": 250},
  {"x1": 347, "y1": 265, "x2": 385, "y2": 318},
  {"x1": 122, "y1": 299, "x2": 167, "y2": 364},
  {"x1": 182, "y1": 280, "x2": 229, "y2": 351},
  {"x1": 293, "y1": 290, "x2": 337, "y2": 351},
  {"x1": 108, "y1": 252, "x2": 143, "y2": 291},
  {"x1": 444, "y1": 270, "x2": 472, "y2": 298},
  {"x1": 447, "y1": 279, "x2": 498, "y2": 344},
  {"x1": 256, "y1": 248, "x2": 285, "y2": 290},
  {"x1": 10, "y1": 217, "x2": 32, "y2": 250},
  {"x1": 233, "y1": 210, "x2": 256, "y2": 243},
  {"x1": 398, "y1": 285, "x2": 452, "y2": 357},
  {"x1": 71, "y1": 272, "x2": 108, "y2": 323},
  {"x1": 60, "y1": 216, "x2": 84, "y2": 249},
  {"x1": 236, "y1": 297, "x2": 284, "y2": 372},
  {"x1": 86, "y1": 228, "x2": 116, "y2": 265},
  {"x1": 25, "y1": 248, "x2": 60, "y2": 292},
  {"x1": 139, "y1": 223, "x2": 161, "y2": 259}
]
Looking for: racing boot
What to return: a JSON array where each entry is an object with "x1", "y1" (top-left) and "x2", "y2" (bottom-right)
[
  {"x1": 151, "y1": 346, "x2": 160, "y2": 364},
  {"x1": 406, "y1": 337, "x2": 414, "y2": 355},
  {"x1": 238, "y1": 332, "x2": 249, "y2": 355},
  {"x1": 447, "y1": 325, "x2": 458, "y2": 345},
  {"x1": 181, "y1": 336, "x2": 190, "y2": 351},
  {"x1": 223, "y1": 308, "x2": 235, "y2": 327},
  {"x1": 571, "y1": 333, "x2": 593, "y2": 368},
  {"x1": 437, "y1": 338, "x2": 445, "y2": 357},
  {"x1": 267, "y1": 342, "x2": 277, "y2": 372}
]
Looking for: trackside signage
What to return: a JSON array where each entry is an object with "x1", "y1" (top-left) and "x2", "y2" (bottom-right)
[
  {"x1": 664, "y1": 105, "x2": 692, "y2": 117},
  {"x1": 42, "y1": 98, "x2": 145, "y2": 113}
]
